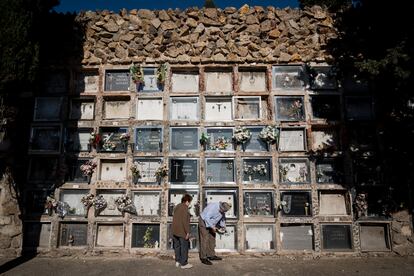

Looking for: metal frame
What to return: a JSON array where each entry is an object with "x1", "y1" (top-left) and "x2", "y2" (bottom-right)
[
  {"x1": 279, "y1": 223, "x2": 314, "y2": 251},
  {"x1": 272, "y1": 65, "x2": 306, "y2": 91},
  {"x1": 138, "y1": 67, "x2": 163, "y2": 93},
  {"x1": 29, "y1": 124, "x2": 62, "y2": 154},
  {"x1": 169, "y1": 127, "x2": 199, "y2": 152},
  {"x1": 320, "y1": 223, "x2": 354, "y2": 252},
  {"x1": 33, "y1": 97, "x2": 63, "y2": 121},
  {"x1": 130, "y1": 223, "x2": 161, "y2": 249},
  {"x1": 274, "y1": 96, "x2": 306, "y2": 122},
  {"x1": 64, "y1": 127, "x2": 93, "y2": 153},
  {"x1": 59, "y1": 188, "x2": 90, "y2": 217}
]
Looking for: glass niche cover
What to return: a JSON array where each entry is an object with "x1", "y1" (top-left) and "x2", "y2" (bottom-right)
[
  {"x1": 279, "y1": 158, "x2": 310, "y2": 184},
  {"x1": 309, "y1": 66, "x2": 338, "y2": 90},
  {"x1": 131, "y1": 224, "x2": 160, "y2": 248},
  {"x1": 135, "y1": 127, "x2": 162, "y2": 152},
  {"x1": 280, "y1": 192, "x2": 312, "y2": 217},
  {"x1": 234, "y1": 97, "x2": 261, "y2": 120},
  {"x1": 206, "y1": 159, "x2": 235, "y2": 184},
  {"x1": 316, "y1": 159, "x2": 342, "y2": 184},
  {"x1": 206, "y1": 128, "x2": 234, "y2": 151},
  {"x1": 275, "y1": 96, "x2": 305, "y2": 121},
  {"x1": 205, "y1": 189, "x2": 237, "y2": 218},
  {"x1": 65, "y1": 128, "x2": 91, "y2": 152},
  {"x1": 133, "y1": 158, "x2": 162, "y2": 184},
  {"x1": 169, "y1": 159, "x2": 198, "y2": 185},
  {"x1": 245, "y1": 225, "x2": 275, "y2": 251},
  {"x1": 104, "y1": 70, "x2": 130, "y2": 91},
  {"x1": 243, "y1": 191, "x2": 274, "y2": 217},
  {"x1": 242, "y1": 158, "x2": 272, "y2": 183},
  {"x1": 59, "y1": 223, "x2": 88, "y2": 247},
  {"x1": 133, "y1": 191, "x2": 161, "y2": 216},
  {"x1": 170, "y1": 127, "x2": 198, "y2": 151},
  {"x1": 272, "y1": 65, "x2": 306, "y2": 90},
  {"x1": 99, "y1": 127, "x2": 128, "y2": 152},
  {"x1": 29, "y1": 126, "x2": 61, "y2": 153},
  {"x1": 170, "y1": 97, "x2": 199, "y2": 120},
  {"x1": 244, "y1": 127, "x2": 268, "y2": 152},
  {"x1": 60, "y1": 189, "x2": 88, "y2": 216},
  {"x1": 66, "y1": 158, "x2": 91, "y2": 183},
  {"x1": 278, "y1": 128, "x2": 306, "y2": 152},
  {"x1": 33, "y1": 97, "x2": 63, "y2": 121},
  {"x1": 168, "y1": 189, "x2": 199, "y2": 217},
  {"x1": 137, "y1": 67, "x2": 163, "y2": 92}
]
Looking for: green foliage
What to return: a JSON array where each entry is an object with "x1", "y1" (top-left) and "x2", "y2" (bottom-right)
[{"x1": 204, "y1": 0, "x2": 216, "y2": 8}]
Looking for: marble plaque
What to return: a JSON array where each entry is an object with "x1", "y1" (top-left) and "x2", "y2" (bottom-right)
[
  {"x1": 43, "y1": 72, "x2": 68, "y2": 94},
  {"x1": 100, "y1": 160, "x2": 126, "y2": 181},
  {"x1": 272, "y1": 65, "x2": 305, "y2": 90},
  {"x1": 104, "y1": 70, "x2": 130, "y2": 91},
  {"x1": 30, "y1": 126, "x2": 61, "y2": 152},
  {"x1": 239, "y1": 71, "x2": 266, "y2": 92},
  {"x1": 97, "y1": 190, "x2": 125, "y2": 216},
  {"x1": 170, "y1": 97, "x2": 199, "y2": 120},
  {"x1": 346, "y1": 97, "x2": 374, "y2": 121},
  {"x1": 131, "y1": 224, "x2": 160, "y2": 248},
  {"x1": 96, "y1": 224, "x2": 124, "y2": 247},
  {"x1": 279, "y1": 128, "x2": 306, "y2": 152},
  {"x1": 245, "y1": 127, "x2": 268, "y2": 151},
  {"x1": 66, "y1": 128, "x2": 91, "y2": 152},
  {"x1": 141, "y1": 67, "x2": 161, "y2": 92},
  {"x1": 319, "y1": 192, "x2": 348, "y2": 215},
  {"x1": 103, "y1": 100, "x2": 130, "y2": 119},
  {"x1": 134, "y1": 159, "x2": 162, "y2": 183},
  {"x1": 322, "y1": 224, "x2": 352, "y2": 250},
  {"x1": 310, "y1": 66, "x2": 337, "y2": 90},
  {"x1": 205, "y1": 71, "x2": 232, "y2": 92},
  {"x1": 34, "y1": 97, "x2": 62, "y2": 121},
  {"x1": 275, "y1": 96, "x2": 305, "y2": 121},
  {"x1": 169, "y1": 159, "x2": 198, "y2": 184},
  {"x1": 206, "y1": 128, "x2": 234, "y2": 151},
  {"x1": 280, "y1": 224, "x2": 313, "y2": 250},
  {"x1": 168, "y1": 223, "x2": 199, "y2": 250},
  {"x1": 310, "y1": 95, "x2": 341, "y2": 121},
  {"x1": 245, "y1": 225, "x2": 274, "y2": 251},
  {"x1": 60, "y1": 189, "x2": 87, "y2": 216},
  {"x1": 136, "y1": 98, "x2": 163, "y2": 120},
  {"x1": 23, "y1": 222, "x2": 51, "y2": 248},
  {"x1": 205, "y1": 189, "x2": 237, "y2": 218},
  {"x1": 171, "y1": 72, "x2": 199, "y2": 93},
  {"x1": 205, "y1": 97, "x2": 233, "y2": 121},
  {"x1": 216, "y1": 225, "x2": 236, "y2": 251},
  {"x1": 242, "y1": 158, "x2": 272, "y2": 183},
  {"x1": 281, "y1": 192, "x2": 311, "y2": 216},
  {"x1": 60, "y1": 223, "x2": 88, "y2": 246},
  {"x1": 244, "y1": 191, "x2": 274, "y2": 216},
  {"x1": 75, "y1": 71, "x2": 99, "y2": 93},
  {"x1": 170, "y1": 128, "x2": 198, "y2": 151},
  {"x1": 312, "y1": 129, "x2": 338, "y2": 151},
  {"x1": 279, "y1": 159, "x2": 310, "y2": 184},
  {"x1": 206, "y1": 159, "x2": 235, "y2": 183},
  {"x1": 135, "y1": 127, "x2": 162, "y2": 152},
  {"x1": 168, "y1": 190, "x2": 198, "y2": 217},
  {"x1": 234, "y1": 97, "x2": 261, "y2": 120},
  {"x1": 70, "y1": 100, "x2": 95, "y2": 120},
  {"x1": 133, "y1": 191, "x2": 161, "y2": 216},
  {"x1": 360, "y1": 224, "x2": 390, "y2": 251}
]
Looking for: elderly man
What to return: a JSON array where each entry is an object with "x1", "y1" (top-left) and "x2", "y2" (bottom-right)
[{"x1": 199, "y1": 201, "x2": 231, "y2": 265}]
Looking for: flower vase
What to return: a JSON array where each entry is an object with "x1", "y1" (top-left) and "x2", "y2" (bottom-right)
[
  {"x1": 87, "y1": 175, "x2": 91, "y2": 184},
  {"x1": 249, "y1": 175, "x2": 252, "y2": 181},
  {"x1": 84, "y1": 205, "x2": 90, "y2": 218},
  {"x1": 136, "y1": 82, "x2": 143, "y2": 92},
  {"x1": 157, "y1": 82, "x2": 164, "y2": 92},
  {"x1": 241, "y1": 142, "x2": 246, "y2": 152},
  {"x1": 133, "y1": 175, "x2": 139, "y2": 184}
]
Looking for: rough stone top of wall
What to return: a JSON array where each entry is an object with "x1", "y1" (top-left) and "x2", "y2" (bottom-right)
[{"x1": 78, "y1": 5, "x2": 337, "y2": 65}]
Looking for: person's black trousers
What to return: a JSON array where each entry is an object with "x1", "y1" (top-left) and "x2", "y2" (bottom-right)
[{"x1": 173, "y1": 235, "x2": 189, "y2": 265}]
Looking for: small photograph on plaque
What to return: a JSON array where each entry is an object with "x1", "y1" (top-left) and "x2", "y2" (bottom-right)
[
  {"x1": 311, "y1": 128, "x2": 338, "y2": 152},
  {"x1": 168, "y1": 223, "x2": 199, "y2": 250},
  {"x1": 206, "y1": 159, "x2": 235, "y2": 184},
  {"x1": 96, "y1": 190, "x2": 125, "y2": 216},
  {"x1": 245, "y1": 225, "x2": 275, "y2": 251},
  {"x1": 206, "y1": 128, "x2": 234, "y2": 151},
  {"x1": 133, "y1": 191, "x2": 161, "y2": 216},
  {"x1": 244, "y1": 127, "x2": 268, "y2": 152},
  {"x1": 310, "y1": 95, "x2": 341, "y2": 121},
  {"x1": 280, "y1": 192, "x2": 312, "y2": 217},
  {"x1": 346, "y1": 97, "x2": 374, "y2": 121},
  {"x1": 170, "y1": 97, "x2": 199, "y2": 120},
  {"x1": 280, "y1": 224, "x2": 313, "y2": 250},
  {"x1": 29, "y1": 126, "x2": 61, "y2": 153},
  {"x1": 70, "y1": 99, "x2": 95, "y2": 120},
  {"x1": 66, "y1": 158, "x2": 91, "y2": 183},
  {"x1": 360, "y1": 223, "x2": 391, "y2": 252},
  {"x1": 234, "y1": 97, "x2": 261, "y2": 120},
  {"x1": 239, "y1": 70, "x2": 267, "y2": 92},
  {"x1": 205, "y1": 189, "x2": 237, "y2": 218},
  {"x1": 137, "y1": 67, "x2": 163, "y2": 92},
  {"x1": 309, "y1": 66, "x2": 338, "y2": 90},
  {"x1": 242, "y1": 158, "x2": 272, "y2": 183},
  {"x1": 133, "y1": 159, "x2": 162, "y2": 184},
  {"x1": 96, "y1": 224, "x2": 124, "y2": 247},
  {"x1": 169, "y1": 159, "x2": 198, "y2": 184},
  {"x1": 168, "y1": 189, "x2": 199, "y2": 217},
  {"x1": 65, "y1": 128, "x2": 92, "y2": 152},
  {"x1": 272, "y1": 65, "x2": 306, "y2": 90},
  {"x1": 23, "y1": 222, "x2": 51, "y2": 248},
  {"x1": 279, "y1": 128, "x2": 306, "y2": 152},
  {"x1": 170, "y1": 128, "x2": 198, "y2": 151},
  {"x1": 135, "y1": 127, "x2": 162, "y2": 152},
  {"x1": 136, "y1": 98, "x2": 163, "y2": 120},
  {"x1": 28, "y1": 157, "x2": 58, "y2": 182},
  {"x1": 279, "y1": 158, "x2": 310, "y2": 184},
  {"x1": 171, "y1": 71, "x2": 199, "y2": 93},
  {"x1": 33, "y1": 97, "x2": 63, "y2": 121},
  {"x1": 216, "y1": 225, "x2": 237, "y2": 251},
  {"x1": 59, "y1": 222, "x2": 88, "y2": 247},
  {"x1": 25, "y1": 189, "x2": 51, "y2": 215},
  {"x1": 60, "y1": 189, "x2": 88, "y2": 216},
  {"x1": 104, "y1": 70, "x2": 130, "y2": 91},
  {"x1": 99, "y1": 127, "x2": 128, "y2": 152},
  {"x1": 316, "y1": 158, "x2": 342, "y2": 184},
  {"x1": 244, "y1": 191, "x2": 274, "y2": 217},
  {"x1": 205, "y1": 70, "x2": 233, "y2": 92},
  {"x1": 275, "y1": 96, "x2": 305, "y2": 121},
  {"x1": 131, "y1": 224, "x2": 160, "y2": 248},
  {"x1": 43, "y1": 71, "x2": 68, "y2": 94},
  {"x1": 103, "y1": 99, "x2": 130, "y2": 119},
  {"x1": 99, "y1": 160, "x2": 126, "y2": 182},
  {"x1": 205, "y1": 97, "x2": 233, "y2": 121},
  {"x1": 75, "y1": 71, "x2": 99, "y2": 93},
  {"x1": 319, "y1": 191, "x2": 349, "y2": 216},
  {"x1": 322, "y1": 224, "x2": 352, "y2": 250}
]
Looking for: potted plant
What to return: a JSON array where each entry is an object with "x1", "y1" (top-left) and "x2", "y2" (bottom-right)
[
  {"x1": 156, "y1": 63, "x2": 167, "y2": 90},
  {"x1": 199, "y1": 132, "x2": 209, "y2": 150},
  {"x1": 232, "y1": 126, "x2": 251, "y2": 151},
  {"x1": 130, "y1": 161, "x2": 141, "y2": 184},
  {"x1": 258, "y1": 126, "x2": 280, "y2": 151},
  {"x1": 130, "y1": 64, "x2": 145, "y2": 91}
]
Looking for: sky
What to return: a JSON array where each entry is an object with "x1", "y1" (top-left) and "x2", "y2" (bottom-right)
[{"x1": 54, "y1": 0, "x2": 299, "y2": 13}]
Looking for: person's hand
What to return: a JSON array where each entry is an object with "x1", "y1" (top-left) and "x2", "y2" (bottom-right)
[
  {"x1": 185, "y1": 233, "x2": 190, "y2": 240},
  {"x1": 211, "y1": 226, "x2": 217, "y2": 233}
]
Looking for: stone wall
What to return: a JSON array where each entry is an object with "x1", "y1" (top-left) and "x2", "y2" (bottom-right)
[
  {"x1": 392, "y1": 210, "x2": 414, "y2": 256},
  {"x1": 78, "y1": 5, "x2": 336, "y2": 65}
]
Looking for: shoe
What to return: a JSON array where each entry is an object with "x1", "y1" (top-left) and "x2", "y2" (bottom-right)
[
  {"x1": 208, "y1": 256, "x2": 222, "y2": 261},
  {"x1": 200, "y1": 259, "x2": 213, "y2": 265},
  {"x1": 175, "y1": 262, "x2": 180, "y2": 267},
  {"x1": 181, "y1": 264, "x2": 193, "y2": 269}
]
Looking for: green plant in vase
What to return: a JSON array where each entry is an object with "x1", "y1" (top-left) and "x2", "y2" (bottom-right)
[
  {"x1": 143, "y1": 226, "x2": 154, "y2": 248},
  {"x1": 199, "y1": 132, "x2": 210, "y2": 150},
  {"x1": 156, "y1": 63, "x2": 167, "y2": 90},
  {"x1": 130, "y1": 64, "x2": 145, "y2": 91}
]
